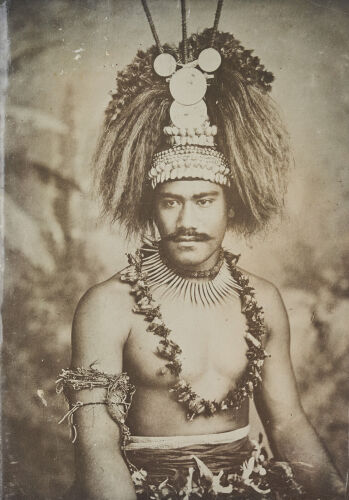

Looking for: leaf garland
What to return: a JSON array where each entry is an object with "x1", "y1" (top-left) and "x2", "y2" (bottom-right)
[{"x1": 121, "y1": 248, "x2": 269, "y2": 421}]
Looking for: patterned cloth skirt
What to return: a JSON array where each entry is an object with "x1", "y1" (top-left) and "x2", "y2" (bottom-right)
[{"x1": 125, "y1": 425, "x2": 253, "y2": 485}]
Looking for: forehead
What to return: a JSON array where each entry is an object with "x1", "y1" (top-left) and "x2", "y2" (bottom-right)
[{"x1": 155, "y1": 180, "x2": 224, "y2": 198}]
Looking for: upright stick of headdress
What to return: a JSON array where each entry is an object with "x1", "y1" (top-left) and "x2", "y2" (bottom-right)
[
  {"x1": 181, "y1": 0, "x2": 188, "y2": 64},
  {"x1": 210, "y1": 0, "x2": 224, "y2": 46},
  {"x1": 140, "y1": 0, "x2": 163, "y2": 53}
]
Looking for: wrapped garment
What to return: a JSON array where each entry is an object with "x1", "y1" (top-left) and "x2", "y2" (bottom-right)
[
  {"x1": 125, "y1": 426, "x2": 306, "y2": 499},
  {"x1": 126, "y1": 425, "x2": 252, "y2": 485}
]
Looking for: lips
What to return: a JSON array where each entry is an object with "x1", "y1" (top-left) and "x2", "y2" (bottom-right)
[
  {"x1": 173, "y1": 236, "x2": 210, "y2": 242},
  {"x1": 175, "y1": 236, "x2": 200, "y2": 242}
]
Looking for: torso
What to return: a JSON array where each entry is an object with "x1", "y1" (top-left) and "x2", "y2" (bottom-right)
[{"x1": 123, "y1": 282, "x2": 250, "y2": 436}]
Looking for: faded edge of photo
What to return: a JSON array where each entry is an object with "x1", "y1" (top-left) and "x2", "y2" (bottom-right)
[{"x1": 0, "y1": 0, "x2": 10, "y2": 497}]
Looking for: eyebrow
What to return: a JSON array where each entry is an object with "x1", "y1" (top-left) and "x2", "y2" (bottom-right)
[
  {"x1": 158, "y1": 191, "x2": 220, "y2": 200},
  {"x1": 192, "y1": 191, "x2": 220, "y2": 200}
]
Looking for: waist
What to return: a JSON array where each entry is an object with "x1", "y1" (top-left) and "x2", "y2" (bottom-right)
[
  {"x1": 125, "y1": 424, "x2": 250, "y2": 450},
  {"x1": 125, "y1": 426, "x2": 253, "y2": 483}
]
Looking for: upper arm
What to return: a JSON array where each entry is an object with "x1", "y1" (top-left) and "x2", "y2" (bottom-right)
[
  {"x1": 71, "y1": 279, "x2": 130, "y2": 371},
  {"x1": 70, "y1": 278, "x2": 132, "y2": 423},
  {"x1": 253, "y1": 281, "x2": 305, "y2": 428},
  {"x1": 68, "y1": 280, "x2": 135, "y2": 491}
]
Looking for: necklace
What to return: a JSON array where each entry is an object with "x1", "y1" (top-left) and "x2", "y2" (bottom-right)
[
  {"x1": 141, "y1": 242, "x2": 241, "y2": 307},
  {"x1": 158, "y1": 245, "x2": 225, "y2": 279},
  {"x1": 121, "y1": 243, "x2": 268, "y2": 421}
]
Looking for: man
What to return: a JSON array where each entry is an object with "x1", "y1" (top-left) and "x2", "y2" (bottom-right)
[{"x1": 58, "y1": 12, "x2": 345, "y2": 500}]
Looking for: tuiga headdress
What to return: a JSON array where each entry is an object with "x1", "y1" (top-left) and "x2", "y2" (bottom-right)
[{"x1": 95, "y1": 0, "x2": 290, "y2": 237}]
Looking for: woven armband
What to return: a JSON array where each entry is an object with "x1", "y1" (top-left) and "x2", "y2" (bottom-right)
[{"x1": 56, "y1": 366, "x2": 136, "y2": 447}]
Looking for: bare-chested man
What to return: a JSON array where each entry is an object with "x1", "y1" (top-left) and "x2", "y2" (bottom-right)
[{"x1": 58, "y1": 7, "x2": 345, "y2": 500}]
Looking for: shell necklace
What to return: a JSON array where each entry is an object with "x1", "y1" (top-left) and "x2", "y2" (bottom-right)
[{"x1": 121, "y1": 243, "x2": 269, "y2": 421}]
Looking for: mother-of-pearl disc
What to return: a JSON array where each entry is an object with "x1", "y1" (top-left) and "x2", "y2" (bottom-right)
[
  {"x1": 153, "y1": 53, "x2": 177, "y2": 77},
  {"x1": 170, "y1": 100, "x2": 207, "y2": 129},
  {"x1": 169, "y1": 67, "x2": 207, "y2": 105},
  {"x1": 198, "y1": 47, "x2": 222, "y2": 73}
]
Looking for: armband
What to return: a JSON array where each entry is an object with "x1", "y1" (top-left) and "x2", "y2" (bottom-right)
[{"x1": 56, "y1": 366, "x2": 136, "y2": 450}]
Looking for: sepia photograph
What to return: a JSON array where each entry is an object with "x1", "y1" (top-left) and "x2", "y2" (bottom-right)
[{"x1": 2, "y1": 0, "x2": 349, "y2": 499}]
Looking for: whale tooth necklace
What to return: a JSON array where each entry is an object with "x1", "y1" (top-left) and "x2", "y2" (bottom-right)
[{"x1": 140, "y1": 242, "x2": 242, "y2": 307}]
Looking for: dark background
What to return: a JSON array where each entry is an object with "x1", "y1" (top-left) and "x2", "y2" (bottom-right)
[{"x1": 3, "y1": 0, "x2": 349, "y2": 498}]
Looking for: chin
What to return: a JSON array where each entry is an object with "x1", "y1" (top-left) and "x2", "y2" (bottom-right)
[{"x1": 162, "y1": 241, "x2": 213, "y2": 268}]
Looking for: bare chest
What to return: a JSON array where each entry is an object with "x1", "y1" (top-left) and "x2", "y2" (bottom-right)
[{"x1": 123, "y1": 296, "x2": 249, "y2": 400}]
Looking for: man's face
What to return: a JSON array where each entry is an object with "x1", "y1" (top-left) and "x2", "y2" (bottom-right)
[{"x1": 153, "y1": 180, "x2": 229, "y2": 270}]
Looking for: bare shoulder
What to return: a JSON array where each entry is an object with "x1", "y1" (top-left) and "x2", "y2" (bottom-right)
[
  {"x1": 238, "y1": 266, "x2": 283, "y2": 307},
  {"x1": 237, "y1": 265, "x2": 289, "y2": 341},
  {"x1": 74, "y1": 270, "x2": 134, "y2": 322},
  {"x1": 71, "y1": 270, "x2": 134, "y2": 369}
]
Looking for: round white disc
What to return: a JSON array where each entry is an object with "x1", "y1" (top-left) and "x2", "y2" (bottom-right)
[
  {"x1": 169, "y1": 67, "x2": 207, "y2": 105},
  {"x1": 170, "y1": 100, "x2": 207, "y2": 129},
  {"x1": 198, "y1": 48, "x2": 222, "y2": 73},
  {"x1": 153, "y1": 53, "x2": 177, "y2": 77}
]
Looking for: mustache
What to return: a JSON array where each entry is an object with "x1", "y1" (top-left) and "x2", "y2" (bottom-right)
[{"x1": 162, "y1": 229, "x2": 212, "y2": 242}]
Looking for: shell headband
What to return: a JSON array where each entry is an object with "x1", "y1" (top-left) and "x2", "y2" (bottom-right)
[{"x1": 141, "y1": 0, "x2": 231, "y2": 189}]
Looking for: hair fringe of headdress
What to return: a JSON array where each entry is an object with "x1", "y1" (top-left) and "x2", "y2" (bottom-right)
[{"x1": 94, "y1": 29, "x2": 290, "y2": 237}]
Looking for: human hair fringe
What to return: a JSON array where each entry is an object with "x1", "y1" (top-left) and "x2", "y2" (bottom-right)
[{"x1": 94, "y1": 29, "x2": 290, "y2": 238}]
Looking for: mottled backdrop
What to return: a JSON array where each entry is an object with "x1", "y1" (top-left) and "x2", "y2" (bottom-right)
[{"x1": 3, "y1": 0, "x2": 349, "y2": 498}]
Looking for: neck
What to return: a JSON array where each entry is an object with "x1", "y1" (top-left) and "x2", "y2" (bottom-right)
[{"x1": 159, "y1": 243, "x2": 224, "y2": 278}]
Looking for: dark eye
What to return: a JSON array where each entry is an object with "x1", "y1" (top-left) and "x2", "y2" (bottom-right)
[
  {"x1": 162, "y1": 199, "x2": 180, "y2": 208},
  {"x1": 197, "y1": 199, "x2": 213, "y2": 207}
]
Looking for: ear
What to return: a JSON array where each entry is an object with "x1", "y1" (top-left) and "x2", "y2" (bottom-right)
[{"x1": 228, "y1": 207, "x2": 235, "y2": 219}]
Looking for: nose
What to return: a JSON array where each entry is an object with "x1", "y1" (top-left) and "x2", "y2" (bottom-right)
[{"x1": 177, "y1": 201, "x2": 196, "y2": 229}]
